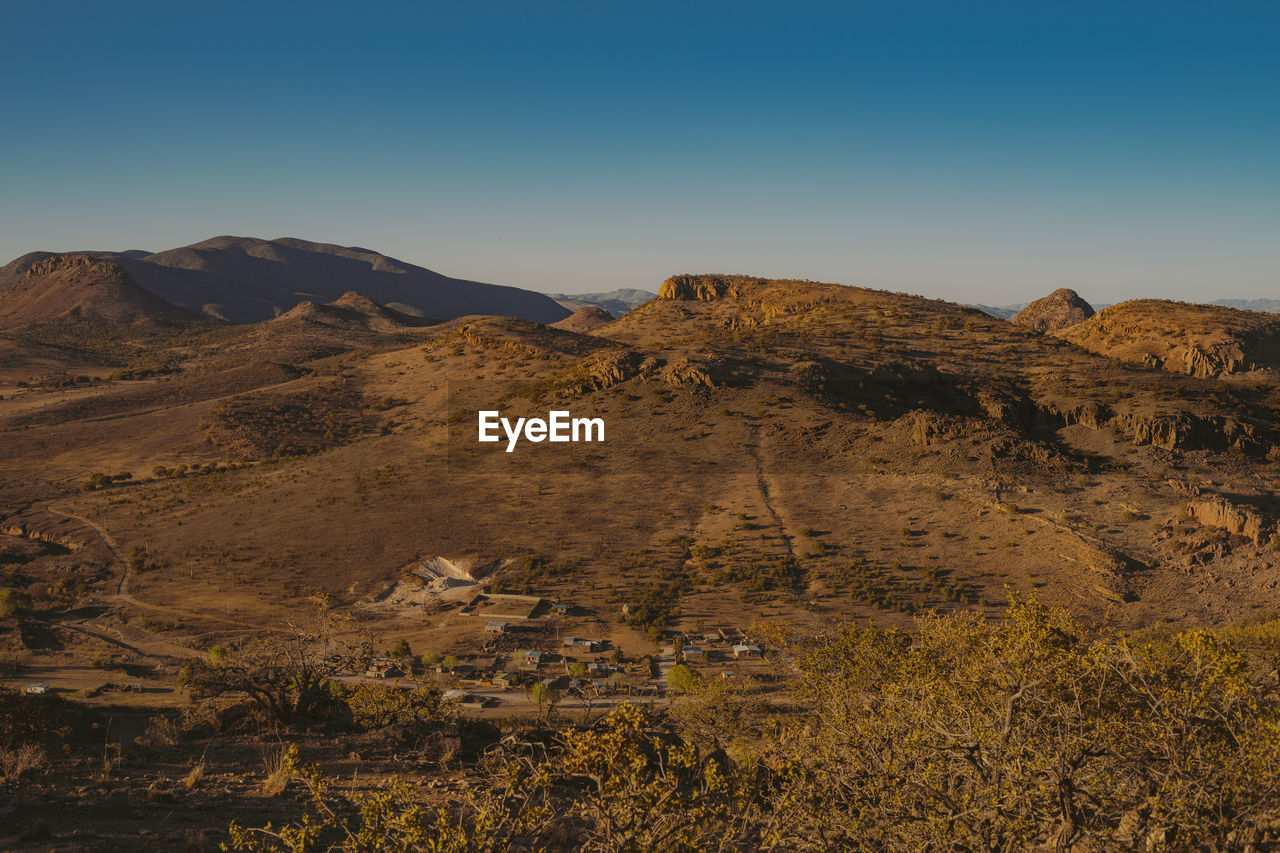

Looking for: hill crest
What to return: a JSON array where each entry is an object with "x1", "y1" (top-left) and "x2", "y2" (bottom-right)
[{"x1": 0, "y1": 254, "x2": 195, "y2": 328}]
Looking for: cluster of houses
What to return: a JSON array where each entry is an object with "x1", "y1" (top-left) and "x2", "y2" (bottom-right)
[{"x1": 678, "y1": 627, "x2": 763, "y2": 663}]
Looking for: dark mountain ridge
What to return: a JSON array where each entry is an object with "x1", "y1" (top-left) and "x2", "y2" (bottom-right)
[{"x1": 0, "y1": 237, "x2": 570, "y2": 325}]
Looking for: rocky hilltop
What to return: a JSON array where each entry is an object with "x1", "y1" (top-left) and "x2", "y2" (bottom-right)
[
  {"x1": 1059, "y1": 299, "x2": 1280, "y2": 379},
  {"x1": 0, "y1": 254, "x2": 196, "y2": 328},
  {"x1": 658, "y1": 273, "x2": 763, "y2": 300},
  {"x1": 1011, "y1": 288, "x2": 1095, "y2": 333}
]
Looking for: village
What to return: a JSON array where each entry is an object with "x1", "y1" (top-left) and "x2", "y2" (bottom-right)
[{"x1": 359, "y1": 587, "x2": 770, "y2": 714}]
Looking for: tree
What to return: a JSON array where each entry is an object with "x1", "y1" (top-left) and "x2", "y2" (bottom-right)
[
  {"x1": 440, "y1": 654, "x2": 459, "y2": 673},
  {"x1": 0, "y1": 588, "x2": 32, "y2": 619},
  {"x1": 529, "y1": 681, "x2": 560, "y2": 719},
  {"x1": 183, "y1": 598, "x2": 373, "y2": 725},
  {"x1": 420, "y1": 651, "x2": 439, "y2": 667},
  {"x1": 665, "y1": 664, "x2": 702, "y2": 695},
  {"x1": 207, "y1": 645, "x2": 229, "y2": 664},
  {"x1": 80, "y1": 472, "x2": 112, "y2": 492},
  {"x1": 389, "y1": 638, "x2": 412, "y2": 659},
  {"x1": 568, "y1": 662, "x2": 588, "y2": 678},
  {"x1": 342, "y1": 681, "x2": 447, "y2": 730},
  {"x1": 127, "y1": 546, "x2": 150, "y2": 573}
]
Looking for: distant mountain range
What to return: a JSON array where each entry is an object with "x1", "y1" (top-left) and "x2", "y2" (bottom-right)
[
  {"x1": 0, "y1": 236, "x2": 570, "y2": 325},
  {"x1": 974, "y1": 297, "x2": 1280, "y2": 320},
  {"x1": 545, "y1": 289, "x2": 656, "y2": 316},
  {"x1": 1209, "y1": 298, "x2": 1280, "y2": 313}
]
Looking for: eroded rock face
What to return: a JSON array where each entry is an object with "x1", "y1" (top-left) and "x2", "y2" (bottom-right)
[
  {"x1": 1058, "y1": 300, "x2": 1280, "y2": 379},
  {"x1": 1186, "y1": 496, "x2": 1274, "y2": 546},
  {"x1": 659, "y1": 274, "x2": 759, "y2": 300},
  {"x1": 1012, "y1": 288, "x2": 1096, "y2": 333},
  {"x1": 557, "y1": 349, "x2": 650, "y2": 395},
  {"x1": 26, "y1": 254, "x2": 122, "y2": 279}
]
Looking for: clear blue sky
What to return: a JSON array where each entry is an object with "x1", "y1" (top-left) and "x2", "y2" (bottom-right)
[{"x1": 2, "y1": 1, "x2": 1276, "y2": 305}]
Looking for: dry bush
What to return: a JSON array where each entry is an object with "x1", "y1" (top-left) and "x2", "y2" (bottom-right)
[
  {"x1": 0, "y1": 743, "x2": 47, "y2": 783},
  {"x1": 97, "y1": 741, "x2": 122, "y2": 783},
  {"x1": 260, "y1": 743, "x2": 297, "y2": 797},
  {"x1": 182, "y1": 760, "x2": 207, "y2": 791},
  {"x1": 0, "y1": 649, "x2": 32, "y2": 676},
  {"x1": 147, "y1": 713, "x2": 182, "y2": 746}
]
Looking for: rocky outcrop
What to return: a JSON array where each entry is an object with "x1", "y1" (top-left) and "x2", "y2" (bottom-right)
[
  {"x1": 659, "y1": 359, "x2": 716, "y2": 387},
  {"x1": 1058, "y1": 300, "x2": 1280, "y2": 379},
  {"x1": 976, "y1": 389, "x2": 1038, "y2": 428},
  {"x1": 905, "y1": 411, "x2": 975, "y2": 447},
  {"x1": 659, "y1": 274, "x2": 759, "y2": 300},
  {"x1": 1186, "y1": 496, "x2": 1274, "y2": 546},
  {"x1": 554, "y1": 349, "x2": 652, "y2": 396},
  {"x1": 0, "y1": 524, "x2": 82, "y2": 550},
  {"x1": 1012, "y1": 288, "x2": 1095, "y2": 333},
  {"x1": 1111, "y1": 411, "x2": 1275, "y2": 455},
  {"x1": 27, "y1": 254, "x2": 113, "y2": 279}
]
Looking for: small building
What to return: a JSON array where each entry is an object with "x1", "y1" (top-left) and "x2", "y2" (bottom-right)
[
  {"x1": 551, "y1": 603, "x2": 570, "y2": 616},
  {"x1": 732, "y1": 644, "x2": 762, "y2": 659},
  {"x1": 703, "y1": 633, "x2": 720, "y2": 645},
  {"x1": 683, "y1": 645, "x2": 706, "y2": 661},
  {"x1": 443, "y1": 688, "x2": 470, "y2": 701},
  {"x1": 516, "y1": 650, "x2": 543, "y2": 668},
  {"x1": 484, "y1": 621, "x2": 509, "y2": 634},
  {"x1": 492, "y1": 672, "x2": 517, "y2": 690},
  {"x1": 365, "y1": 660, "x2": 404, "y2": 679},
  {"x1": 25, "y1": 683, "x2": 50, "y2": 695}
]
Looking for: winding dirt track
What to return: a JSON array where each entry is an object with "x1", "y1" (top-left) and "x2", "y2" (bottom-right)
[
  {"x1": 46, "y1": 504, "x2": 262, "y2": 633},
  {"x1": 747, "y1": 442, "x2": 795, "y2": 561}
]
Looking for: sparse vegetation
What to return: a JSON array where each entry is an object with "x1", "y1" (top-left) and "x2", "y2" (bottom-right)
[
  {"x1": 220, "y1": 601, "x2": 1280, "y2": 851},
  {"x1": 202, "y1": 382, "x2": 369, "y2": 459}
]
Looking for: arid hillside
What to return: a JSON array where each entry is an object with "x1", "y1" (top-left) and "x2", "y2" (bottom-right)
[
  {"x1": 5, "y1": 271, "x2": 1280, "y2": 849},
  {"x1": 3, "y1": 271, "x2": 1280, "y2": 651},
  {"x1": 1059, "y1": 298, "x2": 1280, "y2": 378}
]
